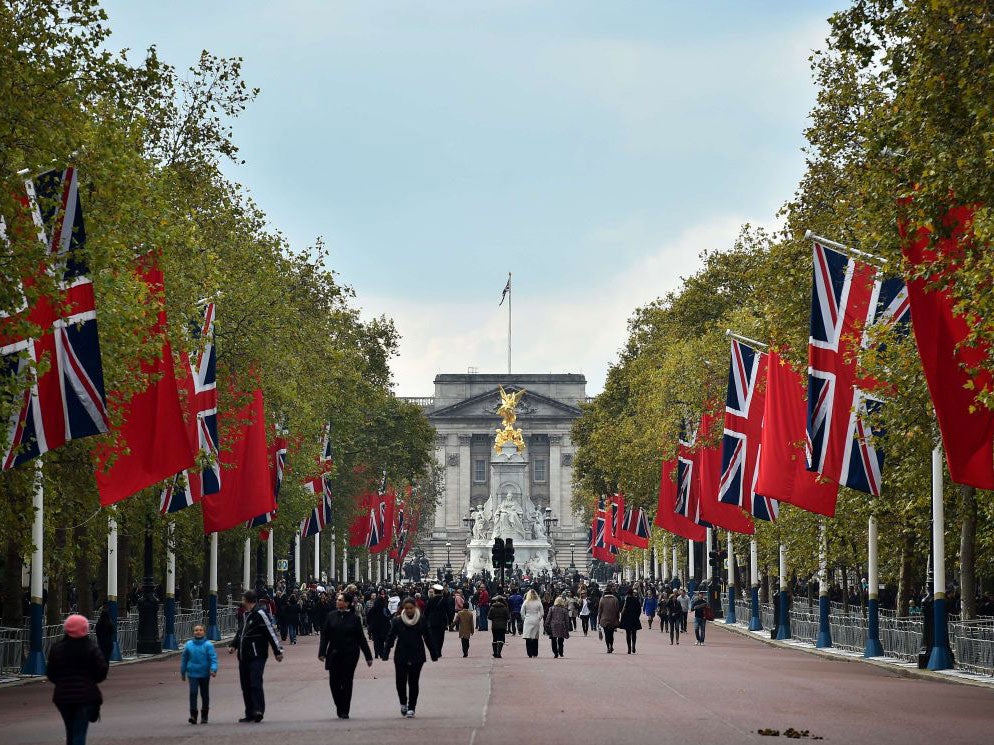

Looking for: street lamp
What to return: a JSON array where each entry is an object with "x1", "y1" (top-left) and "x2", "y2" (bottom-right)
[
  {"x1": 445, "y1": 541, "x2": 452, "y2": 568},
  {"x1": 569, "y1": 542, "x2": 576, "y2": 570},
  {"x1": 544, "y1": 507, "x2": 559, "y2": 569}
]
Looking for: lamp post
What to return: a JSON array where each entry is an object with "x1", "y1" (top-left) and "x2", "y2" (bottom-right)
[
  {"x1": 136, "y1": 517, "x2": 161, "y2": 655},
  {"x1": 569, "y1": 542, "x2": 576, "y2": 571},
  {"x1": 544, "y1": 507, "x2": 558, "y2": 569},
  {"x1": 445, "y1": 541, "x2": 452, "y2": 569}
]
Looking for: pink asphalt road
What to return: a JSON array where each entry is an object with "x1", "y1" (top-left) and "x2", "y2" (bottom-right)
[{"x1": 1, "y1": 621, "x2": 991, "y2": 745}]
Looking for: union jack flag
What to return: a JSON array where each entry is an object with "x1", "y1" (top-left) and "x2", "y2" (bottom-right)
[
  {"x1": 590, "y1": 503, "x2": 615, "y2": 563},
  {"x1": 719, "y1": 339, "x2": 777, "y2": 521},
  {"x1": 807, "y1": 240, "x2": 909, "y2": 496},
  {"x1": 159, "y1": 302, "x2": 219, "y2": 514},
  {"x1": 621, "y1": 506, "x2": 651, "y2": 549},
  {"x1": 247, "y1": 435, "x2": 287, "y2": 528},
  {"x1": 390, "y1": 498, "x2": 406, "y2": 562},
  {"x1": 604, "y1": 493, "x2": 626, "y2": 547},
  {"x1": 301, "y1": 488, "x2": 332, "y2": 538},
  {"x1": 365, "y1": 476, "x2": 387, "y2": 550},
  {"x1": 2, "y1": 168, "x2": 109, "y2": 470}
]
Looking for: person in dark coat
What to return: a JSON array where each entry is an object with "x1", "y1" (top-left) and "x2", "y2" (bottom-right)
[
  {"x1": 382, "y1": 597, "x2": 438, "y2": 718},
  {"x1": 228, "y1": 590, "x2": 283, "y2": 723},
  {"x1": 424, "y1": 584, "x2": 449, "y2": 657},
  {"x1": 619, "y1": 590, "x2": 643, "y2": 654},
  {"x1": 47, "y1": 614, "x2": 108, "y2": 745},
  {"x1": 366, "y1": 594, "x2": 391, "y2": 660},
  {"x1": 94, "y1": 610, "x2": 114, "y2": 664},
  {"x1": 318, "y1": 592, "x2": 373, "y2": 719},
  {"x1": 487, "y1": 596, "x2": 510, "y2": 658},
  {"x1": 665, "y1": 592, "x2": 683, "y2": 645},
  {"x1": 544, "y1": 597, "x2": 571, "y2": 658},
  {"x1": 598, "y1": 586, "x2": 621, "y2": 653}
]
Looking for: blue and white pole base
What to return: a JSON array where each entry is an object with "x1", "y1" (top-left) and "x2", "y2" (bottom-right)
[
  {"x1": 816, "y1": 594, "x2": 832, "y2": 648},
  {"x1": 726, "y1": 586, "x2": 736, "y2": 624},
  {"x1": 776, "y1": 591, "x2": 791, "y2": 640},
  {"x1": 864, "y1": 598, "x2": 884, "y2": 657},
  {"x1": 20, "y1": 601, "x2": 46, "y2": 675},
  {"x1": 927, "y1": 597, "x2": 953, "y2": 670},
  {"x1": 749, "y1": 586, "x2": 762, "y2": 631},
  {"x1": 107, "y1": 598, "x2": 123, "y2": 661}
]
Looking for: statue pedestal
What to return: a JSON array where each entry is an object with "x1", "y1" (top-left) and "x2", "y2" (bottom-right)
[{"x1": 465, "y1": 538, "x2": 553, "y2": 577}]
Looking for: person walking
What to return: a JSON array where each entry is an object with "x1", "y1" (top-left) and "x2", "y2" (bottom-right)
[
  {"x1": 507, "y1": 588, "x2": 524, "y2": 636},
  {"x1": 678, "y1": 589, "x2": 690, "y2": 632},
  {"x1": 425, "y1": 584, "x2": 449, "y2": 658},
  {"x1": 228, "y1": 590, "x2": 284, "y2": 723},
  {"x1": 456, "y1": 603, "x2": 475, "y2": 657},
  {"x1": 283, "y1": 593, "x2": 300, "y2": 644},
  {"x1": 578, "y1": 591, "x2": 592, "y2": 636},
  {"x1": 475, "y1": 583, "x2": 490, "y2": 632},
  {"x1": 382, "y1": 597, "x2": 438, "y2": 718},
  {"x1": 487, "y1": 595, "x2": 510, "y2": 658},
  {"x1": 180, "y1": 624, "x2": 217, "y2": 724},
  {"x1": 46, "y1": 614, "x2": 108, "y2": 745},
  {"x1": 643, "y1": 590, "x2": 658, "y2": 631},
  {"x1": 691, "y1": 590, "x2": 710, "y2": 645},
  {"x1": 366, "y1": 593, "x2": 391, "y2": 660},
  {"x1": 666, "y1": 592, "x2": 683, "y2": 645},
  {"x1": 94, "y1": 610, "x2": 114, "y2": 664},
  {"x1": 598, "y1": 585, "x2": 621, "y2": 653},
  {"x1": 521, "y1": 589, "x2": 544, "y2": 658},
  {"x1": 619, "y1": 590, "x2": 643, "y2": 654},
  {"x1": 544, "y1": 597, "x2": 571, "y2": 658},
  {"x1": 318, "y1": 592, "x2": 374, "y2": 720}
]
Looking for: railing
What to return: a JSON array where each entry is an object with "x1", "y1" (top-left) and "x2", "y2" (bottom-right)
[
  {"x1": 725, "y1": 598, "x2": 994, "y2": 675},
  {"x1": 216, "y1": 605, "x2": 239, "y2": 637},
  {"x1": 0, "y1": 627, "x2": 24, "y2": 676}
]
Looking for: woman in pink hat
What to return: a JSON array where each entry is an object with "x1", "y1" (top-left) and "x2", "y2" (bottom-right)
[{"x1": 47, "y1": 614, "x2": 108, "y2": 745}]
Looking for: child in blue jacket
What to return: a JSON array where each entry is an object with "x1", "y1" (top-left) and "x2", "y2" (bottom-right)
[
  {"x1": 643, "y1": 591, "x2": 659, "y2": 630},
  {"x1": 181, "y1": 625, "x2": 218, "y2": 724}
]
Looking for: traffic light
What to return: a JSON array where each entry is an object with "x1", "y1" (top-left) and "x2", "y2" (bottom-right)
[
  {"x1": 492, "y1": 537, "x2": 505, "y2": 568},
  {"x1": 504, "y1": 538, "x2": 515, "y2": 569}
]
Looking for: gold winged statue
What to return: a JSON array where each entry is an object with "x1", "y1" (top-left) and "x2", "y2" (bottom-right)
[{"x1": 494, "y1": 385, "x2": 527, "y2": 453}]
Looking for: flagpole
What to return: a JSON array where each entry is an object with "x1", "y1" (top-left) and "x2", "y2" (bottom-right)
[
  {"x1": 243, "y1": 538, "x2": 251, "y2": 594},
  {"x1": 22, "y1": 461, "x2": 45, "y2": 675},
  {"x1": 163, "y1": 521, "x2": 178, "y2": 650},
  {"x1": 207, "y1": 532, "x2": 220, "y2": 641},
  {"x1": 107, "y1": 511, "x2": 122, "y2": 661},
  {"x1": 266, "y1": 527, "x2": 275, "y2": 588},
  {"x1": 507, "y1": 272, "x2": 512, "y2": 374}
]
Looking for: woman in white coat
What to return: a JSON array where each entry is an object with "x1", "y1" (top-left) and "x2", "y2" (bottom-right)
[{"x1": 520, "y1": 589, "x2": 544, "y2": 658}]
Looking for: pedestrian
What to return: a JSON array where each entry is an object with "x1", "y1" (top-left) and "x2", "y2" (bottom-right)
[
  {"x1": 180, "y1": 624, "x2": 217, "y2": 724},
  {"x1": 598, "y1": 585, "x2": 621, "y2": 653},
  {"x1": 283, "y1": 593, "x2": 300, "y2": 644},
  {"x1": 382, "y1": 597, "x2": 438, "y2": 719},
  {"x1": 487, "y1": 595, "x2": 510, "y2": 658},
  {"x1": 425, "y1": 584, "x2": 449, "y2": 658},
  {"x1": 366, "y1": 593, "x2": 391, "y2": 660},
  {"x1": 94, "y1": 609, "x2": 114, "y2": 663},
  {"x1": 643, "y1": 590, "x2": 658, "y2": 631},
  {"x1": 507, "y1": 587, "x2": 524, "y2": 635},
  {"x1": 578, "y1": 591, "x2": 592, "y2": 636},
  {"x1": 318, "y1": 591, "x2": 373, "y2": 720},
  {"x1": 619, "y1": 590, "x2": 642, "y2": 654},
  {"x1": 679, "y1": 589, "x2": 690, "y2": 632},
  {"x1": 228, "y1": 590, "x2": 284, "y2": 723},
  {"x1": 691, "y1": 590, "x2": 710, "y2": 645},
  {"x1": 666, "y1": 592, "x2": 682, "y2": 645},
  {"x1": 475, "y1": 583, "x2": 490, "y2": 631},
  {"x1": 521, "y1": 589, "x2": 544, "y2": 658},
  {"x1": 456, "y1": 602, "x2": 475, "y2": 657},
  {"x1": 46, "y1": 614, "x2": 107, "y2": 745},
  {"x1": 544, "y1": 596, "x2": 571, "y2": 658}
]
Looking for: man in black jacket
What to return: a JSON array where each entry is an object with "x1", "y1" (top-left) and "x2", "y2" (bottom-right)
[
  {"x1": 319, "y1": 592, "x2": 373, "y2": 719},
  {"x1": 228, "y1": 590, "x2": 283, "y2": 723},
  {"x1": 424, "y1": 584, "x2": 449, "y2": 657}
]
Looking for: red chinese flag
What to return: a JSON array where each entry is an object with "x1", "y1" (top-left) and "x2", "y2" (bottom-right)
[
  {"x1": 901, "y1": 206, "x2": 994, "y2": 489},
  {"x1": 605, "y1": 493, "x2": 626, "y2": 547},
  {"x1": 93, "y1": 262, "x2": 196, "y2": 505},
  {"x1": 756, "y1": 350, "x2": 839, "y2": 516},
  {"x1": 654, "y1": 458, "x2": 705, "y2": 541},
  {"x1": 201, "y1": 389, "x2": 275, "y2": 533},
  {"x1": 348, "y1": 492, "x2": 375, "y2": 547},
  {"x1": 697, "y1": 412, "x2": 755, "y2": 533}
]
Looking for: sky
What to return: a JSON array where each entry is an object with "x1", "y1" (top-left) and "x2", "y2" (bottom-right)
[{"x1": 101, "y1": 1, "x2": 848, "y2": 397}]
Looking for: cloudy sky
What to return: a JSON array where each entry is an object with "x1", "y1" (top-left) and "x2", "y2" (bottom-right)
[{"x1": 103, "y1": 1, "x2": 846, "y2": 396}]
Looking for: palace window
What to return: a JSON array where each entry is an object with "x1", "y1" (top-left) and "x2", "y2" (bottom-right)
[
  {"x1": 533, "y1": 458, "x2": 547, "y2": 483},
  {"x1": 473, "y1": 458, "x2": 487, "y2": 484}
]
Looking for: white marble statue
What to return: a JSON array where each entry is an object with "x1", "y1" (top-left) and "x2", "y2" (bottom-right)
[
  {"x1": 531, "y1": 510, "x2": 546, "y2": 540},
  {"x1": 471, "y1": 507, "x2": 486, "y2": 540},
  {"x1": 492, "y1": 492, "x2": 524, "y2": 539}
]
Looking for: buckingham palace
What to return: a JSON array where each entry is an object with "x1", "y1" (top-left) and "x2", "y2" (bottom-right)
[{"x1": 403, "y1": 372, "x2": 589, "y2": 573}]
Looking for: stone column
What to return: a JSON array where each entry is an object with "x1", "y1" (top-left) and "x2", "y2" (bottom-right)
[
  {"x1": 550, "y1": 434, "x2": 563, "y2": 530},
  {"x1": 435, "y1": 435, "x2": 449, "y2": 529},
  {"x1": 456, "y1": 434, "x2": 472, "y2": 529}
]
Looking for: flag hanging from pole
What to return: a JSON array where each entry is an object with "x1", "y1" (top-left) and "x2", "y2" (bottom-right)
[
  {"x1": 2, "y1": 167, "x2": 109, "y2": 470},
  {"x1": 697, "y1": 410, "x2": 754, "y2": 534},
  {"x1": 499, "y1": 274, "x2": 511, "y2": 307},
  {"x1": 654, "y1": 458, "x2": 706, "y2": 541}
]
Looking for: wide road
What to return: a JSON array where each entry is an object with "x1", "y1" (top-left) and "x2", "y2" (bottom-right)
[{"x1": 1, "y1": 620, "x2": 990, "y2": 745}]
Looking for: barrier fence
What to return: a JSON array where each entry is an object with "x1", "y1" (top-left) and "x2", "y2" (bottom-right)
[
  {"x1": 729, "y1": 595, "x2": 994, "y2": 674},
  {"x1": 0, "y1": 605, "x2": 239, "y2": 678}
]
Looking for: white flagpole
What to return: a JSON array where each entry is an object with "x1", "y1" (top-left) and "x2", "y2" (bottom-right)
[{"x1": 507, "y1": 272, "x2": 512, "y2": 374}]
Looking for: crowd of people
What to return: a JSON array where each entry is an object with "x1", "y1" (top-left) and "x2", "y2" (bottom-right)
[{"x1": 43, "y1": 573, "x2": 712, "y2": 743}]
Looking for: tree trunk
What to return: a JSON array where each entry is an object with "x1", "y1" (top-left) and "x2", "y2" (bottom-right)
[
  {"x1": 2, "y1": 544, "x2": 24, "y2": 624},
  {"x1": 118, "y1": 533, "x2": 131, "y2": 613},
  {"x1": 959, "y1": 484, "x2": 977, "y2": 620},
  {"x1": 896, "y1": 530, "x2": 914, "y2": 616},
  {"x1": 761, "y1": 564, "x2": 770, "y2": 603},
  {"x1": 73, "y1": 525, "x2": 92, "y2": 618},
  {"x1": 47, "y1": 525, "x2": 67, "y2": 624},
  {"x1": 841, "y1": 563, "x2": 849, "y2": 614}
]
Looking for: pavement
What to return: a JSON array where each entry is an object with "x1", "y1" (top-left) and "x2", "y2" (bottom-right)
[{"x1": 2, "y1": 619, "x2": 992, "y2": 745}]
